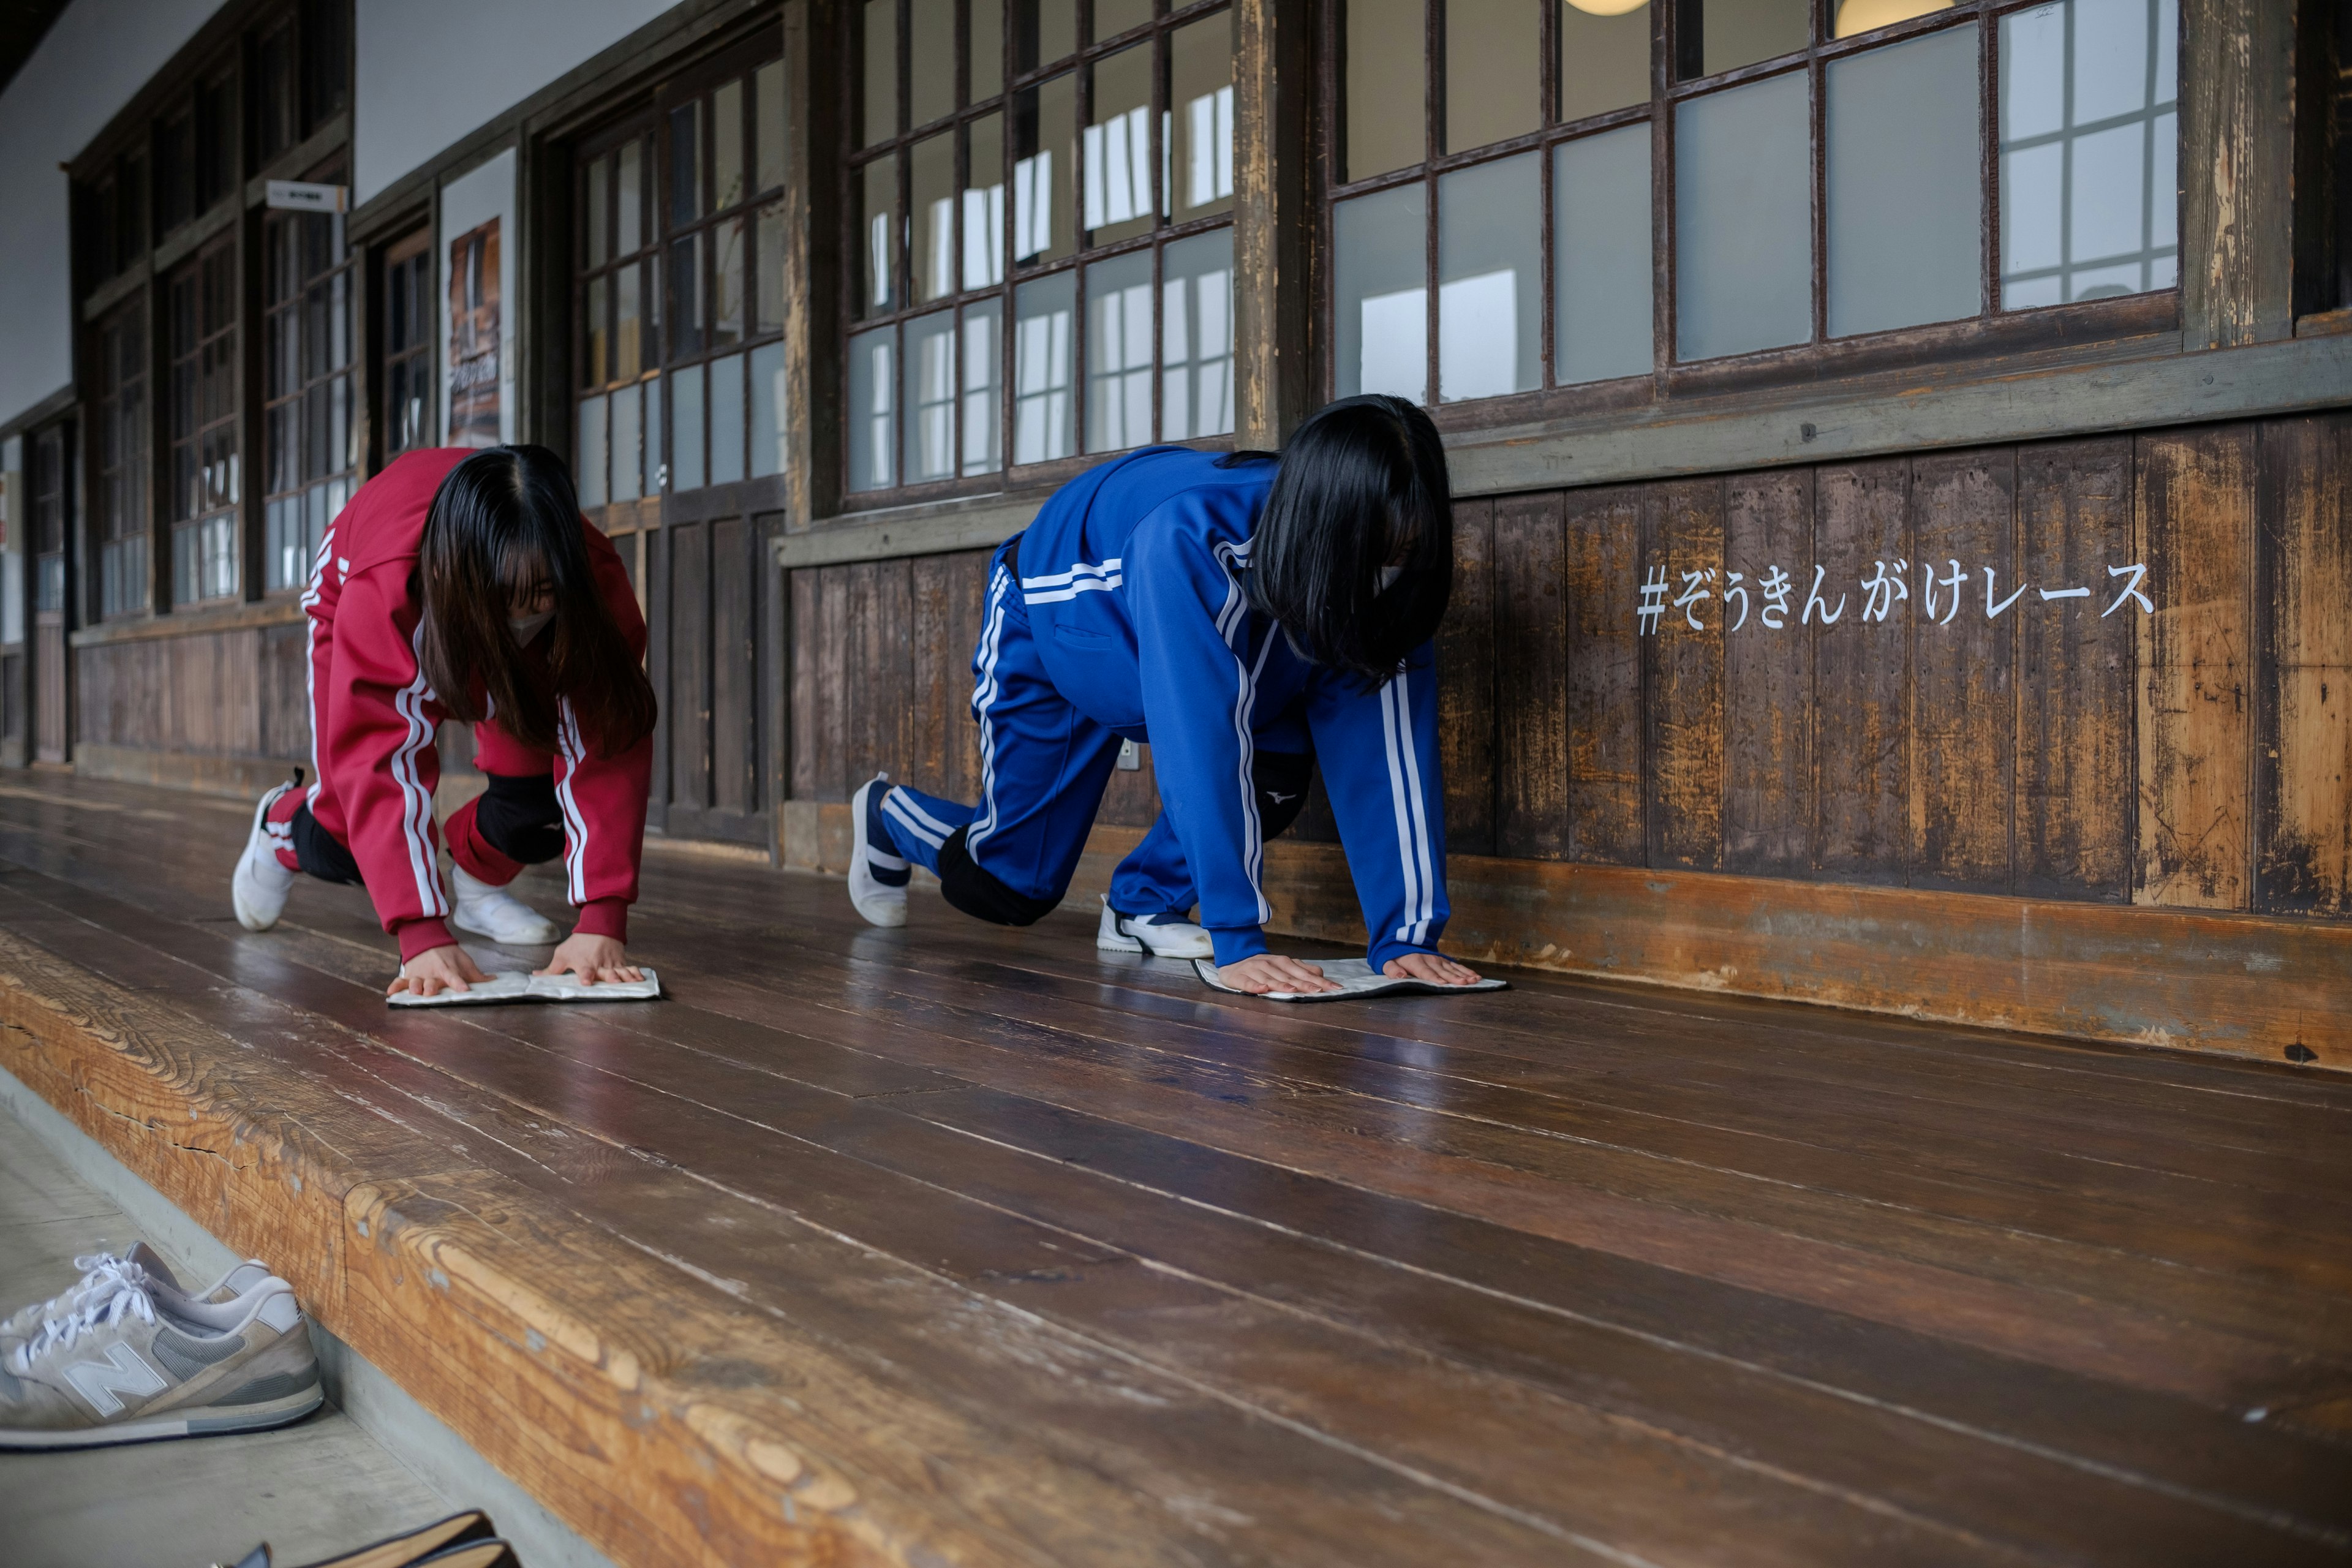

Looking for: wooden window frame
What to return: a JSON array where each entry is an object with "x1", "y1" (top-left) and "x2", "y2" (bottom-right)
[
  {"x1": 375, "y1": 225, "x2": 436, "y2": 468},
  {"x1": 164, "y1": 236, "x2": 243, "y2": 606},
  {"x1": 259, "y1": 157, "x2": 359, "y2": 595},
  {"x1": 1317, "y1": 0, "x2": 2186, "y2": 433},
  {"x1": 835, "y1": 0, "x2": 1240, "y2": 511},
  {"x1": 92, "y1": 298, "x2": 152, "y2": 622}
]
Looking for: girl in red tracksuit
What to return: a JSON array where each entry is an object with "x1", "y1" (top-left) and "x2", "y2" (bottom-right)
[{"x1": 230, "y1": 444, "x2": 658, "y2": 998}]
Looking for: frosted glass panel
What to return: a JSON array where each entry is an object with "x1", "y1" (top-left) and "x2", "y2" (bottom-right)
[
  {"x1": 709, "y1": 352, "x2": 745, "y2": 485},
  {"x1": 1170, "y1": 15, "x2": 1235, "y2": 222},
  {"x1": 905, "y1": 309, "x2": 959, "y2": 482},
  {"x1": 1676, "y1": 72, "x2": 1811, "y2": 360},
  {"x1": 1558, "y1": 1, "x2": 1651, "y2": 124},
  {"x1": 847, "y1": 326, "x2": 894, "y2": 491},
  {"x1": 912, "y1": 132, "x2": 956, "y2": 303},
  {"x1": 1346, "y1": 0, "x2": 1425, "y2": 181},
  {"x1": 1826, "y1": 24, "x2": 1981, "y2": 336},
  {"x1": 1085, "y1": 249, "x2": 1153, "y2": 453},
  {"x1": 671, "y1": 366, "x2": 704, "y2": 492},
  {"x1": 1438, "y1": 153, "x2": 1540, "y2": 402},
  {"x1": 1084, "y1": 44, "x2": 1153, "y2": 245},
  {"x1": 576, "y1": 395, "x2": 606, "y2": 507},
  {"x1": 1334, "y1": 182, "x2": 1428, "y2": 402},
  {"x1": 1555, "y1": 125, "x2": 1653, "y2": 385},
  {"x1": 611, "y1": 383, "x2": 642, "y2": 501},
  {"x1": 750, "y1": 341, "x2": 785, "y2": 478},
  {"x1": 1999, "y1": 0, "x2": 2178, "y2": 307},
  {"x1": 965, "y1": 113, "x2": 1007, "y2": 290},
  {"x1": 1447, "y1": 0, "x2": 1539, "y2": 153},
  {"x1": 963, "y1": 299, "x2": 1003, "y2": 475},
  {"x1": 1683, "y1": 0, "x2": 1809, "y2": 77},
  {"x1": 1161, "y1": 228, "x2": 1235, "y2": 440},
  {"x1": 1014, "y1": 272, "x2": 1075, "y2": 464}
]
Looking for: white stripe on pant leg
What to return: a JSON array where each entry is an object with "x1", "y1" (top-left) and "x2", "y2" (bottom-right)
[
  {"x1": 885, "y1": 788, "x2": 959, "y2": 842},
  {"x1": 882, "y1": 793, "x2": 948, "y2": 850},
  {"x1": 554, "y1": 702, "x2": 592, "y2": 907},
  {"x1": 391, "y1": 623, "x2": 446, "y2": 918},
  {"x1": 1392, "y1": 671, "x2": 1436, "y2": 946},
  {"x1": 967, "y1": 570, "x2": 1014, "y2": 854},
  {"x1": 1380, "y1": 678, "x2": 1423, "y2": 947},
  {"x1": 299, "y1": 525, "x2": 336, "y2": 813},
  {"x1": 1226, "y1": 631, "x2": 1272, "y2": 925}
]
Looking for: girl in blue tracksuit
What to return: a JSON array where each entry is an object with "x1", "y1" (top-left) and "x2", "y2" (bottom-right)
[{"x1": 847, "y1": 395, "x2": 1480, "y2": 997}]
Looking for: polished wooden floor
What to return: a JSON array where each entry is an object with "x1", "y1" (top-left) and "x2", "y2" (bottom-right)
[{"x1": 0, "y1": 772, "x2": 2347, "y2": 1566}]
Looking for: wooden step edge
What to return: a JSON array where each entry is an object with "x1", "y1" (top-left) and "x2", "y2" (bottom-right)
[{"x1": 0, "y1": 928, "x2": 1033, "y2": 1568}]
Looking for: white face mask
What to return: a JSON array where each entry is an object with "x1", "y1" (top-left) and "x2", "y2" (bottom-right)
[
  {"x1": 508, "y1": 608, "x2": 555, "y2": 646},
  {"x1": 1377, "y1": 563, "x2": 1406, "y2": 594}
]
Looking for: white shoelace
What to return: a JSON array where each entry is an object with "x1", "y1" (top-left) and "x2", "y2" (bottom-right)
[{"x1": 8, "y1": 1259, "x2": 155, "y2": 1373}]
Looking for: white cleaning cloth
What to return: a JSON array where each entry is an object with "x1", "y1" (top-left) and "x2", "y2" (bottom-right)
[
  {"x1": 388, "y1": 970, "x2": 663, "y2": 1008},
  {"x1": 1191, "y1": 957, "x2": 1507, "y2": 1003}
]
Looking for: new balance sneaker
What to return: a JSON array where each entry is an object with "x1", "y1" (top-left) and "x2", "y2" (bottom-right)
[
  {"x1": 1097, "y1": 897, "x2": 1216, "y2": 959},
  {"x1": 849, "y1": 773, "x2": 911, "y2": 928},
  {"x1": 233, "y1": 774, "x2": 303, "y2": 932},
  {"x1": 449, "y1": 863, "x2": 562, "y2": 946},
  {"x1": 221, "y1": 1509, "x2": 497, "y2": 1568},
  {"x1": 0, "y1": 1243, "x2": 270, "y2": 1356},
  {"x1": 0, "y1": 1263, "x2": 321, "y2": 1448}
]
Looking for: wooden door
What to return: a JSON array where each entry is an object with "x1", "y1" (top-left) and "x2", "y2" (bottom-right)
[
  {"x1": 649, "y1": 509, "x2": 768, "y2": 844},
  {"x1": 29, "y1": 423, "x2": 70, "y2": 763}
]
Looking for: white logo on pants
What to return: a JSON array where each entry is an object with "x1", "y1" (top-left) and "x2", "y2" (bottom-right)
[{"x1": 63, "y1": 1342, "x2": 167, "y2": 1417}]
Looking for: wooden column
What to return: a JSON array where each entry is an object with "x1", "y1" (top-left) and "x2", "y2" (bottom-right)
[
  {"x1": 2180, "y1": 0, "x2": 2299, "y2": 349},
  {"x1": 1233, "y1": 0, "x2": 1317, "y2": 450}
]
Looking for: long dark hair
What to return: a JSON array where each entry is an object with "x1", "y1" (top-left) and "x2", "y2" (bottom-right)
[
  {"x1": 416, "y1": 445, "x2": 657, "y2": 758},
  {"x1": 1246, "y1": 395, "x2": 1453, "y2": 685}
]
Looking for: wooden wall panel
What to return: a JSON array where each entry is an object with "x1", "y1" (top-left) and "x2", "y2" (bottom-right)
[
  {"x1": 2255, "y1": 415, "x2": 2352, "y2": 915},
  {"x1": 908, "y1": 554, "x2": 963, "y2": 803},
  {"x1": 1721, "y1": 469, "x2": 1814, "y2": 876},
  {"x1": 1493, "y1": 496, "x2": 1566, "y2": 859},
  {"x1": 2136, "y1": 427, "x2": 2255, "y2": 908},
  {"x1": 711, "y1": 518, "x2": 760, "y2": 818},
  {"x1": 1645, "y1": 480, "x2": 1724, "y2": 871},
  {"x1": 1438, "y1": 499, "x2": 1497, "y2": 857},
  {"x1": 1562, "y1": 486, "x2": 1645, "y2": 865},
  {"x1": 258, "y1": 623, "x2": 311, "y2": 764},
  {"x1": 1908, "y1": 450, "x2": 2016, "y2": 892},
  {"x1": 1812, "y1": 461, "x2": 1909, "y2": 882},
  {"x1": 669, "y1": 522, "x2": 713, "y2": 810},
  {"x1": 789, "y1": 568, "x2": 820, "y2": 801},
  {"x1": 2016, "y1": 439, "x2": 2135, "y2": 900}
]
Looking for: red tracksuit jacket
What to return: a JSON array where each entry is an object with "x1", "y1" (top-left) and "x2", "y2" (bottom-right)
[{"x1": 303, "y1": 448, "x2": 651, "y2": 962}]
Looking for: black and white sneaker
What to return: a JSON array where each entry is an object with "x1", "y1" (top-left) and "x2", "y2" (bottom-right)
[
  {"x1": 849, "y1": 773, "x2": 912, "y2": 928},
  {"x1": 232, "y1": 774, "x2": 302, "y2": 932},
  {"x1": 1096, "y1": 897, "x2": 1215, "y2": 959}
]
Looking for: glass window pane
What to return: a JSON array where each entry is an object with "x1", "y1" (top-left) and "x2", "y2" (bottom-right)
[
  {"x1": 1555, "y1": 124, "x2": 1654, "y2": 383},
  {"x1": 905, "y1": 308, "x2": 959, "y2": 481},
  {"x1": 1014, "y1": 73, "x2": 1077, "y2": 263},
  {"x1": 1085, "y1": 43, "x2": 1153, "y2": 245},
  {"x1": 972, "y1": 0, "x2": 1006, "y2": 99},
  {"x1": 1333, "y1": 181, "x2": 1428, "y2": 402},
  {"x1": 1014, "y1": 0, "x2": 1077, "y2": 70},
  {"x1": 612, "y1": 382, "x2": 643, "y2": 500},
  {"x1": 710, "y1": 351, "x2": 746, "y2": 484},
  {"x1": 1170, "y1": 14, "x2": 1235, "y2": 222},
  {"x1": 1559, "y1": 1, "x2": 1652, "y2": 124},
  {"x1": 616, "y1": 266, "x2": 642, "y2": 380},
  {"x1": 578, "y1": 395, "x2": 608, "y2": 506},
  {"x1": 963, "y1": 298, "x2": 1004, "y2": 474},
  {"x1": 756, "y1": 60, "x2": 787, "y2": 193},
  {"x1": 619, "y1": 138, "x2": 644, "y2": 254},
  {"x1": 848, "y1": 325, "x2": 897, "y2": 490},
  {"x1": 1827, "y1": 24, "x2": 1980, "y2": 337},
  {"x1": 1679, "y1": 0, "x2": 1810, "y2": 78},
  {"x1": 967, "y1": 113, "x2": 1008, "y2": 288},
  {"x1": 859, "y1": 155, "x2": 899, "y2": 316},
  {"x1": 671, "y1": 233, "x2": 706, "y2": 361},
  {"x1": 751, "y1": 339, "x2": 786, "y2": 478},
  {"x1": 714, "y1": 215, "x2": 748, "y2": 346},
  {"x1": 1097, "y1": 0, "x2": 1151, "y2": 38},
  {"x1": 671, "y1": 100, "x2": 703, "y2": 225},
  {"x1": 911, "y1": 0, "x2": 956, "y2": 125},
  {"x1": 673, "y1": 364, "x2": 706, "y2": 491},
  {"x1": 587, "y1": 154, "x2": 610, "y2": 268},
  {"x1": 1832, "y1": 0, "x2": 1954, "y2": 40},
  {"x1": 1675, "y1": 70, "x2": 1811, "y2": 359},
  {"x1": 1014, "y1": 270, "x2": 1076, "y2": 463},
  {"x1": 1085, "y1": 250, "x2": 1153, "y2": 452},
  {"x1": 757, "y1": 203, "x2": 786, "y2": 334},
  {"x1": 1346, "y1": 0, "x2": 1426, "y2": 181},
  {"x1": 646, "y1": 374, "x2": 662, "y2": 488},
  {"x1": 1161, "y1": 227, "x2": 1234, "y2": 440},
  {"x1": 714, "y1": 80, "x2": 746, "y2": 211},
  {"x1": 1999, "y1": 0, "x2": 2178, "y2": 307},
  {"x1": 913, "y1": 131, "x2": 957, "y2": 302},
  {"x1": 1438, "y1": 152, "x2": 1541, "y2": 401},
  {"x1": 864, "y1": 0, "x2": 899, "y2": 146},
  {"x1": 1447, "y1": 0, "x2": 1539, "y2": 153}
]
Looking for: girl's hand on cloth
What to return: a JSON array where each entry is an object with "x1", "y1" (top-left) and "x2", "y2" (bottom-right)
[
  {"x1": 1383, "y1": 951, "x2": 1483, "y2": 987},
  {"x1": 388, "y1": 943, "x2": 492, "y2": 998},
  {"x1": 1216, "y1": 954, "x2": 1342, "y2": 995},
  {"x1": 538, "y1": 933, "x2": 644, "y2": 986}
]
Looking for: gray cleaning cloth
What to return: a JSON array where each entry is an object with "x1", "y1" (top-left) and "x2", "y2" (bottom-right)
[
  {"x1": 1192, "y1": 957, "x2": 1506, "y2": 1003},
  {"x1": 388, "y1": 970, "x2": 663, "y2": 1008}
]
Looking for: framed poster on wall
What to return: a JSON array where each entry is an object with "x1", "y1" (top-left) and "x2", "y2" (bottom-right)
[{"x1": 446, "y1": 218, "x2": 500, "y2": 447}]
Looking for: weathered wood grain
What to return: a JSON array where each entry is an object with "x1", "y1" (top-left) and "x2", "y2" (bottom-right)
[
  {"x1": 2016, "y1": 439, "x2": 2135, "y2": 899},
  {"x1": 1812, "y1": 460, "x2": 1910, "y2": 881},
  {"x1": 1722, "y1": 469, "x2": 1814, "y2": 876},
  {"x1": 2255, "y1": 414, "x2": 2352, "y2": 915},
  {"x1": 1645, "y1": 479, "x2": 1725, "y2": 870},
  {"x1": 1909, "y1": 450, "x2": 2016, "y2": 892},
  {"x1": 2180, "y1": 0, "x2": 2299, "y2": 349},
  {"x1": 1562, "y1": 484, "x2": 1645, "y2": 864},
  {"x1": 2136, "y1": 426, "x2": 2255, "y2": 908},
  {"x1": 669, "y1": 519, "x2": 714, "y2": 810},
  {"x1": 1493, "y1": 496, "x2": 1566, "y2": 859},
  {"x1": 1438, "y1": 498, "x2": 1497, "y2": 857}
]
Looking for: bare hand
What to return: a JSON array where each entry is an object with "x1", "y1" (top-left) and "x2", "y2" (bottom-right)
[
  {"x1": 1216, "y1": 954, "x2": 1340, "y2": 995},
  {"x1": 1383, "y1": 951, "x2": 1482, "y2": 986},
  {"x1": 538, "y1": 933, "x2": 644, "y2": 987},
  {"x1": 388, "y1": 943, "x2": 492, "y2": 998}
]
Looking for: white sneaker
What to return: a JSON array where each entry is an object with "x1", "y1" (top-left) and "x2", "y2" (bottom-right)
[
  {"x1": 449, "y1": 864, "x2": 561, "y2": 946},
  {"x1": 0, "y1": 1244, "x2": 273, "y2": 1357},
  {"x1": 849, "y1": 773, "x2": 910, "y2": 928},
  {"x1": 232, "y1": 778, "x2": 300, "y2": 932},
  {"x1": 1097, "y1": 897, "x2": 1215, "y2": 959}
]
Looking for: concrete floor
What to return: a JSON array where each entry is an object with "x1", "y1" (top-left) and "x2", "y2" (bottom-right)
[{"x1": 0, "y1": 1107, "x2": 446, "y2": 1568}]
